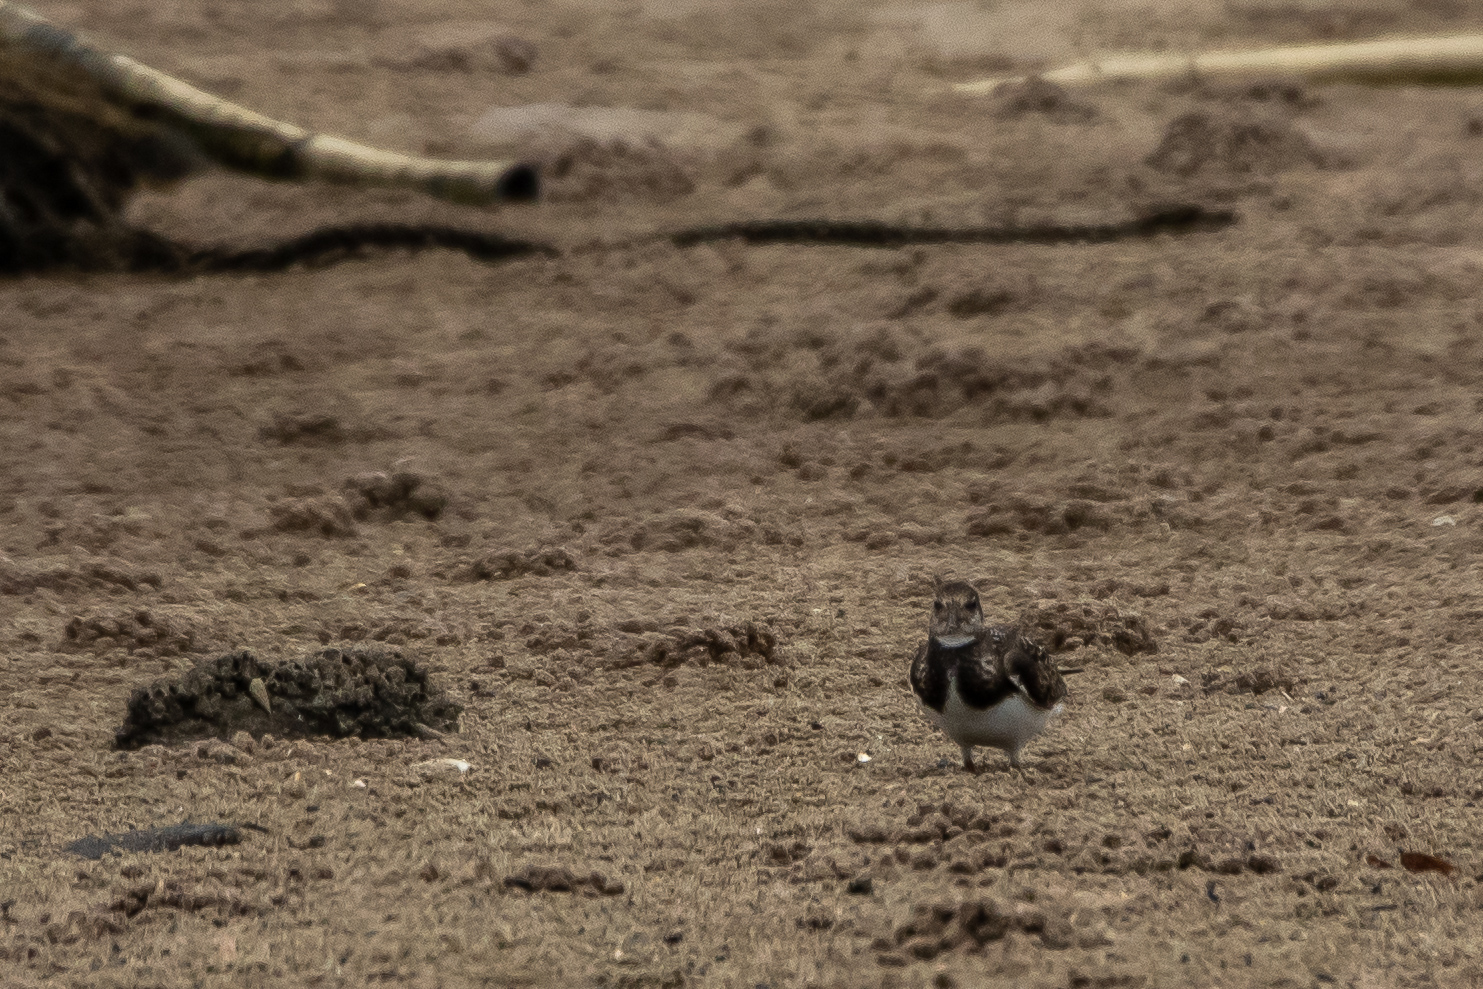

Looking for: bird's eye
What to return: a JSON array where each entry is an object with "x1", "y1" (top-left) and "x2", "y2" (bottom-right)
[
  {"x1": 968, "y1": 598, "x2": 980, "y2": 611},
  {"x1": 933, "y1": 601, "x2": 944, "y2": 613}
]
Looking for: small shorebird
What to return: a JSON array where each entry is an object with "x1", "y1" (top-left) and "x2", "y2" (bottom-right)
[{"x1": 909, "y1": 579, "x2": 1067, "y2": 773}]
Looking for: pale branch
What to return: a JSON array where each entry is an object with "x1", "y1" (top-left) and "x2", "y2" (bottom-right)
[
  {"x1": 0, "y1": 1, "x2": 537, "y2": 204},
  {"x1": 956, "y1": 33, "x2": 1483, "y2": 94}
]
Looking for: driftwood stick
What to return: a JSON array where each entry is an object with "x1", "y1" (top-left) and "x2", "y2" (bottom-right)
[
  {"x1": 955, "y1": 33, "x2": 1483, "y2": 94},
  {"x1": 0, "y1": 1, "x2": 537, "y2": 204}
]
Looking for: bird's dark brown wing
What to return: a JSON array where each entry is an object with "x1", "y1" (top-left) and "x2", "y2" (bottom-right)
[
  {"x1": 910, "y1": 640, "x2": 948, "y2": 711},
  {"x1": 986, "y1": 626, "x2": 1067, "y2": 710}
]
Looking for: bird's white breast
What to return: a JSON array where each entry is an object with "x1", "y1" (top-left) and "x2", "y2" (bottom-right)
[{"x1": 924, "y1": 673, "x2": 1063, "y2": 751}]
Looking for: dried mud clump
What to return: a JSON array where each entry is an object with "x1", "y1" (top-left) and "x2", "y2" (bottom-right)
[
  {"x1": 342, "y1": 470, "x2": 449, "y2": 521},
  {"x1": 539, "y1": 137, "x2": 694, "y2": 202},
  {"x1": 385, "y1": 27, "x2": 539, "y2": 75},
  {"x1": 847, "y1": 804, "x2": 1278, "y2": 881},
  {"x1": 607, "y1": 622, "x2": 781, "y2": 670},
  {"x1": 0, "y1": 555, "x2": 162, "y2": 596},
  {"x1": 115, "y1": 647, "x2": 462, "y2": 748},
  {"x1": 61, "y1": 610, "x2": 197, "y2": 657},
  {"x1": 1017, "y1": 603, "x2": 1158, "y2": 655},
  {"x1": 966, "y1": 496, "x2": 1115, "y2": 537},
  {"x1": 258, "y1": 412, "x2": 349, "y2": 445},
  {"x1": 108, "y1": 878, "x2": 265, "y2": 921},
  {"x1": 1181, "y1": 611, "x2": 1250, "y2": 644},
  {"x1": 875, "y1": 898, "x2": 1080, "y2": 963},
  {"x1": 991, "y1": 76, "x2": 1097, "y2": 122},
  {"x1": 603, "y1": 509, "x2": 756, "y2": 554},
  {"x1": 257, "y1": 413, "x2": 393, "y2": 446},
  {"x1": 717, "y1": 333, "x2": 1126, "y2": 423},
  {"x1": 267, "y1": 470, "x2": 450, "y2": 537},
  {"x1": 267, "y1": 496, "x2": 359, "y2": 538},
  {"x1": 1201, "y1": 664, "x2": 1304, "y2": 695},
  {"x1": 1146, "y1": 110, "x2": 1329, "y2": 176},
  {"x1": 502, "y1": 864, "x2": 625, "y2": 896},
  {"x1": 453, "y1": 546, "x2": 577, "y2": 581}
]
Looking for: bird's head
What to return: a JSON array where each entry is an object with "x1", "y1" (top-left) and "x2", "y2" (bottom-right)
[{"x1": 929, "y1": 579, "x2": 984, "y2": 648}]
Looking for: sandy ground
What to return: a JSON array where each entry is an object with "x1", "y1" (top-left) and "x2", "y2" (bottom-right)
[{"x1": 6, "y1": 0, "x2": 1483, "y2": 986}]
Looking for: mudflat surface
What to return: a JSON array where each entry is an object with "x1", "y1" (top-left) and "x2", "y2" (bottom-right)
[{"x1": 4, "y1": 1, "x2": 1483, "y2": 986}]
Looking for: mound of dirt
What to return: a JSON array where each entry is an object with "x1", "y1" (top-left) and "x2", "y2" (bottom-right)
[
  {"x1": 502, "y1": 865, "x2": 625, "y2": 896},
  {"x1": 453, "y1": 546, "x2": 577, "y2": 581},
  {"x1": 1200, "y1": 663, "x2": 1304, "y2": 696},
  {"x1": 263, "y1": 469, "x2": 450, "y2": 538},
  {"x1": 877, "y1": 898, "x2": 1080, "y2": 963},
  {"x1": 990, "y1": 76, "x2": 1097, "y2": 122},
  {"x1": 1146, "y1": 109, "x2": 1330, "y2": 176},
  {"x1": 711, "y1": 330, "x2": 1131, "y2": 424},
  {"x1": 115, "y1": 647, "x2": 462, "y2": 748},
  {"x1": 536, "y1": 136, "x2": 695, "y2": 203},
  {"x1": 0, "y1": 555, "x2": 163, "y2": 596},
  {"x1": 605, "y1": 621, "x2": 781, "y2": 670},
  {"x1": 1017, "y1": 602, "x2": 1158, "y2": 656},
  {"x1": 342, "y1": 470, "x2": 450, "y2": 521},
  {"x1": 267, "y1": 495, "x2": 360, "y2": 537},
  {"x1": 61, "y1": 610, "x2": 198, "y2": 657}
]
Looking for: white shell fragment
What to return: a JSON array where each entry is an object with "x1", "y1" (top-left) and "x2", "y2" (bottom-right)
[
  {"x1": 856, "y1": 752, "x2": 872, "y2": 764},
  {"x1": 412, "y1": 758, "x2": 473, "y2": 778}
]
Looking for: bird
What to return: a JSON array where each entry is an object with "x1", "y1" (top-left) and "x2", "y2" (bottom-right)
[{"x1": 909, "y1": 579, "x2": 1068, "y2": 773}]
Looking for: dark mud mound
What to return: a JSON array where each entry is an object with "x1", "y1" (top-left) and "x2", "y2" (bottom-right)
[
  {"x1": 1146, "y1": 109, "x2": 1330, "y2": 176},
  {"x1": 990, "y1": 76, "x2": 1097, "y2": 122},
  {"x1": 453, "y1": 546, "x2": 577, "y2": 581},
  {"x1": 62, "y1": 609, "x2": 198, "y2": 657},
  {"x1": 342, "y1": 470, "x2": 450, "y2": 522},
  {"x1": 604, "y1": 621, "x2": 781, "y2": 670},
  {"x1": 115, "y1": 647, "x2": 462, "y2": 748},
  {"x1": 502, "y1": 864, "x2": 625, "y2": 896},
  {"x1": 1016, "y1": 602, "x2": 1158, "y2": 656},
  {"x1": 876, "y1": 898, "x2": 1082, "y2": 964},
  {"x1": 536, "y1": 136, "x2": 695, "y2": 203}
]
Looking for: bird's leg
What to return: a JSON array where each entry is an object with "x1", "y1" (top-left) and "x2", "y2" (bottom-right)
[
  {"x1": 1008, "y1": 748, "x2": 1027, "y2": 776},
  {"x1": 961, "y1": 746, "x2": 979, "y2": 774}
]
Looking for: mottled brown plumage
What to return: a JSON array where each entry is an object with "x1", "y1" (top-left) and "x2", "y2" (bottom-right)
[{"x1": 909, "y1": 580, "x2": 1067, "y2": 772}]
